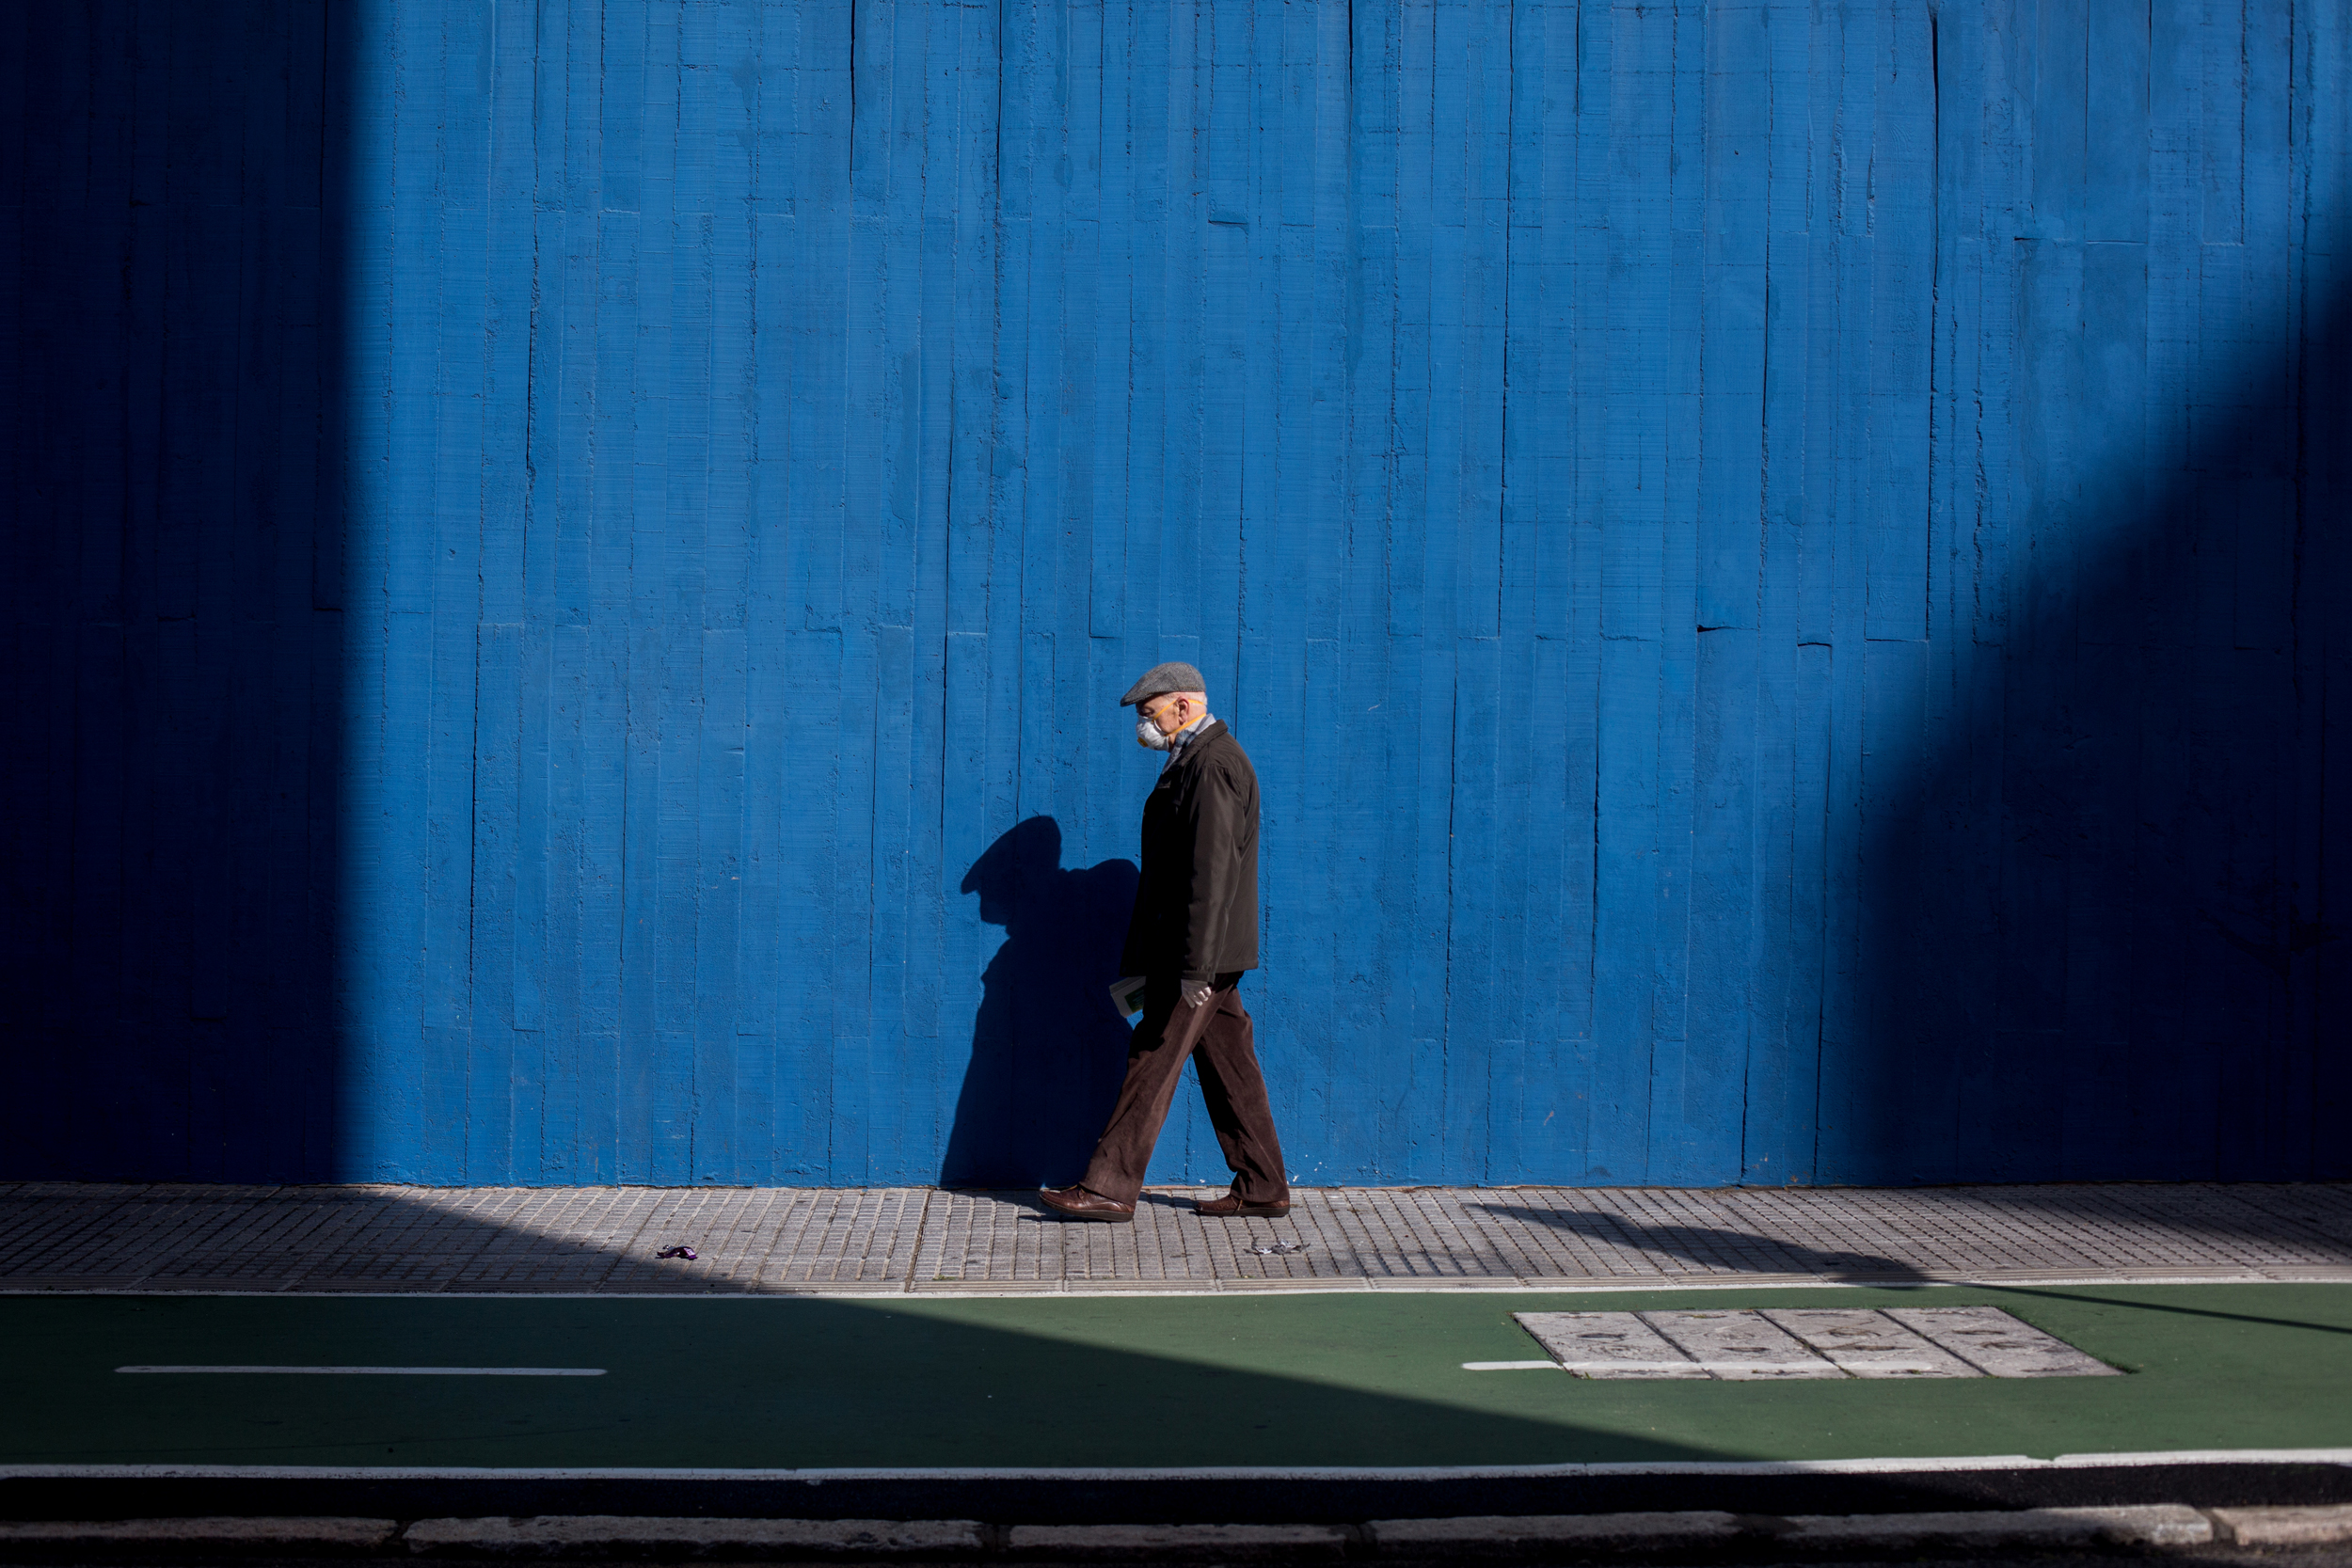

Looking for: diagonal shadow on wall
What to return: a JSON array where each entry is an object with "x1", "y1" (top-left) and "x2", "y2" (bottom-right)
[{"x1": 1824, "y1": 283, "x2": 2350, "y2": 1183}]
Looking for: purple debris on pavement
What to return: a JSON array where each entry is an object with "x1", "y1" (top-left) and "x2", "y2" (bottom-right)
[{"x1": 656, "y1": 1245, "x2": 698, "y2": 1260}]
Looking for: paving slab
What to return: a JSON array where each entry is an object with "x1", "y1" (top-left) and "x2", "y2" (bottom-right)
[
  {"x1": 1774, "y1": 1503, "x2": 2212, "y2": 1548},
  {"x1": 1759, "y1": 1307, "x2": 1981, "y2": 1378},
  {"x1": 1511, "y1": 1312, "x2": 1710, "y2": 1378},
  {"x1": 1364, "y1": 1512, "x2": 1743, "y2": 1553},
  {"x1": 1, "y1": 1182, "x2": 2347, "y2": 1294},
  {"x1": 401, "y1": 1516, "x2": 984, "y2": 1556},
  {"x1": 2210, "y1": 1503, "x2": 2352, "y2": 1545},
  {"x1": 1638, "y1": 1309, "x2": 1848, "y2": 1381},
  {"x1": 1002, "y1": 1524, "x2": 1348, "y2": 1560},
  {"x1": 0, "y1": 1516, "x2": 397, "y2": 1549},
  {"x1": 1887, "y1": 1305, "x2": 2122, "y2": 1377}
]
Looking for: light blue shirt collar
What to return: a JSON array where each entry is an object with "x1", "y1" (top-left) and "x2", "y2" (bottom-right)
[{"x1": 1162, "y1": 712, "x2": 1215, "y2": 768}]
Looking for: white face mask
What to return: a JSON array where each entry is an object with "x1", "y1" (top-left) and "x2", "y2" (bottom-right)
[{"x1": 1136, "y1": 717, "x2": 1174, "y2": 751}]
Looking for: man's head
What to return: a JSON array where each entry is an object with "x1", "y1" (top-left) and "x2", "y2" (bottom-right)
[{"x1": 1120, "y1": 661, "x2": 1210, "y2": 752}]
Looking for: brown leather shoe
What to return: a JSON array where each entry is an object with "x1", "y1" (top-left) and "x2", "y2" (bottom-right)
[
  {"x1": 1038, "y1": 1184, "x2": 1136, "y2": 1222},
  {"x1": 1195, "y1": 1190, "x2": 1291, "y2": 1218}
]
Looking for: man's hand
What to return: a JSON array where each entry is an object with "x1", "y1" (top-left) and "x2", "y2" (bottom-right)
[{"x1": 1180, "y1": 977, "x2": 1214, "y2": 1010}]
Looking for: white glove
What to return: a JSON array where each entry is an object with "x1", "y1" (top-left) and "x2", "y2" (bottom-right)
[{"x1": 1180, "y1": 977, "x2": 1214, "y2": 1010}]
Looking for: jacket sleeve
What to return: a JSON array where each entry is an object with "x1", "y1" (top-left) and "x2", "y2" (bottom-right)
[{"x1": 1180, "y1": 758, "x2": 1244, "y2": 981}]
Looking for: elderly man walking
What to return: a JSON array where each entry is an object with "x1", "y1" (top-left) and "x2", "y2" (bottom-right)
[{"x1": 1039, "y1": 663, "x2": 1292, "y2": 1222}]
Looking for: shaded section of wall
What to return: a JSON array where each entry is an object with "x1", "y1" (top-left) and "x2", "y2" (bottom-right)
[
  {"x1": 1, "y1": 3, "x2": 344, "y2": 1177},
  {"x1": 1827, "y1": 1, "x2": 2350, "y2": 1182}
]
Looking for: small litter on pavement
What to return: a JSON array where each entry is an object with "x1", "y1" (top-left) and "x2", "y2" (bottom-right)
[
  {"x1": 1246, "y1": 1242, "x2": 1309, "y2": 1256},
  {"x1": 656, "y1": 1245, "x2": 698, "y2": 1260}
]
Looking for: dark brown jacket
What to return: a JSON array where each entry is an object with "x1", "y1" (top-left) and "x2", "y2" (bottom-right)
[{"x1": 1120, "y1": 721, "x2": 1260, "y2": 981}]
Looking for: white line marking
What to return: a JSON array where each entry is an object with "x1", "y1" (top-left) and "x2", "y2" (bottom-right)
[
  {"x1": 2053, "y1": 1449, "x2": 2352, "y2": 1468},
  {"x1": 1462, "y1": 1360, "x2": 1564, "y2": 1370},
  {"x1": 5, "y1": 1450, "x2": 2351, "y2": 1481},
  {"x1": 114, "y1": 1366, "x2": 606, "y2": 1377}
]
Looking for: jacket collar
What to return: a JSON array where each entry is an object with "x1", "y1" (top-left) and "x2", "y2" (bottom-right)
[{"x1": 1161, "y1": 717, "x2": 1225, "y2": 773}]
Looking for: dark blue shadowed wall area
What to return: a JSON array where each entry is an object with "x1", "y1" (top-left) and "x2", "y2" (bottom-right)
[
  {"x1": 3, "y1": 1, "x2": 347, "y2": 1177},
  {"x1": 5, "y1": 0, "x2": 2344, "y2": 1186}
]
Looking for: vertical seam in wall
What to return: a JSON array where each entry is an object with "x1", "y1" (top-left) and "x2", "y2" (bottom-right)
[
  {"x1": 1432, "y1": 0, "x2": 1454, "y2": 1180},
  {"x1": 1926, "y1": 6, "x2": 1941, "y2": 646},
  {"x1": 1580, "y1": 0, "x2": 1601, "y2": 1180},
  {"x1": 522, "y1": 0, "x2": 549, "y2": 1176},
  {"x1": 1497, "y1": 0, "x2": 1514, "y2": 642},
  {"x1": 1493, "y1": 0, "x2": 1517, "y2": 1186},
  {"x1": 2237, "y1": 0, "x2": 2249, "y2": 246},
  {"x1": 1809, "y1": 712, "x2": 1830, "y2": 1187},
  {"x1": 1740, "y1": 1, "x2": 1776, "y2": 1187},
  {"x1": 1443, "y1": 658, "x2": 1459, "y2": 1179}
]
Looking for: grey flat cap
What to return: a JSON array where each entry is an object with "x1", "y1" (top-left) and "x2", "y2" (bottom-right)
[{"x1": 1120, "y1": 661, "x2": 1206, "y2": 706}]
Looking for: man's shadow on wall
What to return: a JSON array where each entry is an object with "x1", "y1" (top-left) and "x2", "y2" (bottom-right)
[{"x1": 943, "y1": 817, "x2": 1139, "y2": 1187}]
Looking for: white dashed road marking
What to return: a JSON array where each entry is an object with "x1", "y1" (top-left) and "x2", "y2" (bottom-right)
[{"x1": 115, "y1": 1366, "x2": 607, "y2": 1377}]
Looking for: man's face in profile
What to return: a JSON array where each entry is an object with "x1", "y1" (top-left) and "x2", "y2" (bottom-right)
[{"x1": 1134, "y1": 691, "x2": 1200, "y2": 750}]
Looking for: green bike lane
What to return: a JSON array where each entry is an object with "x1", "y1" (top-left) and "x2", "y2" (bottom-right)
[{"x1": 6, "y1": 1282, "x2": 2349, "y2": 1471}]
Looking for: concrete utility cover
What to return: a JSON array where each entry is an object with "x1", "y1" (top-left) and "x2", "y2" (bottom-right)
[
  {"x1": 1502, "y1": 1312, "x2": 1712, "y2": 1378},
  {"x1": 1886, "y1": 1306, "x2": 2123, "y2": 1378},
  {"x1": 1513, "y1": 1307, "x2": 2117, "y2": 1380},
  {"x1": 1760, "y1": 1307, "x2": 1984, "y2": 1378},
  {"x1": 1642, "y1": 1309, "x2": 1850, "y2": 1379}
]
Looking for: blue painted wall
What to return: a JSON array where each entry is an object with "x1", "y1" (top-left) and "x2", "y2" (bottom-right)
[{"x1": 8, "y1": 1, "x2": 2346, "y2": 1187}]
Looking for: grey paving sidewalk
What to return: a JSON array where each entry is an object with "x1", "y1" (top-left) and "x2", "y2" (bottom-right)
[{"x1": 5, "y1": 1181, "x2": 2350, "y2": 1294}]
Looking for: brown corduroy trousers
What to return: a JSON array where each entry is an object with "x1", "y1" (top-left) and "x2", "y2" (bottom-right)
[{"x1": 1078, "y1": 973, "x2": 1290, "y2": 1207}]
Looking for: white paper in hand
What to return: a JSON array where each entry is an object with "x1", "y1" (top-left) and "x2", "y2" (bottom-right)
[{"x1": 1107, "y1": 975, "x2": 1150, "y2": 1018}]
